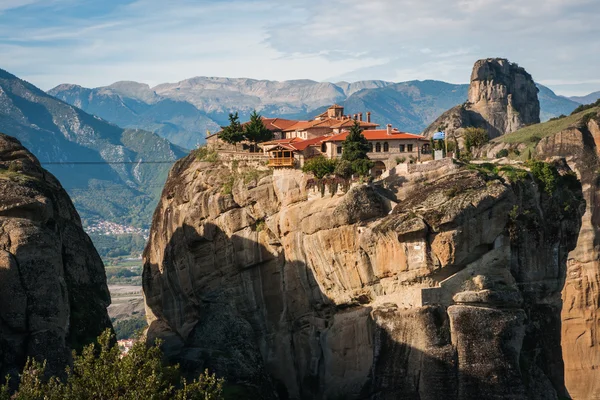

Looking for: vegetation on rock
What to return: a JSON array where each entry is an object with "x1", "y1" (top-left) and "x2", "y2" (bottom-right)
[
  {"x1": 195, "y1": 146, "x2": 219, "y2": 162},
  {"x1": 302, "y1": 156, "x2": 338, "y2": 179},
  {"x1": 463, "y1": 127, "x2": 489, "y2": 152}
]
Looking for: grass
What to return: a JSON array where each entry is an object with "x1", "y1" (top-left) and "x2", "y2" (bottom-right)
[{"x1": 497, "y1": 107, "x2": 600, "y2": 145}]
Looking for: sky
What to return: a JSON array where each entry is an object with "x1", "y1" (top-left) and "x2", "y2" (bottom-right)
[{"x1": 0, "y1": 0, "x2": 599, "y2": 96}]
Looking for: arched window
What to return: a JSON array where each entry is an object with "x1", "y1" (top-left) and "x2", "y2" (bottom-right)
[
  {"x1": 375, "y1": 142, "x2": 381, "y2": 152},
  {"x1": 369, "y1": 142, "x2": 374, "y2": 152},
  {"x1": 383, "y1": 142, "x2": 389, "y2": 152}
]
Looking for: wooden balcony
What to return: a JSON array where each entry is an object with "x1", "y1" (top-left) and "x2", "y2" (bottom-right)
[{"x1": 268, "y1": 157, "x2": 295, "y2": 167}]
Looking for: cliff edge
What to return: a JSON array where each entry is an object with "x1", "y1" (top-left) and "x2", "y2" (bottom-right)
[
  {"x1": 143, "y1": 153, "x2": 583, "y2": 399},
  {"x1": 0, "y1": 133, "x2": 112, "y2": 381},
  {"x1": 479, "y1": 107, "x2": 600, "y2": 399}
]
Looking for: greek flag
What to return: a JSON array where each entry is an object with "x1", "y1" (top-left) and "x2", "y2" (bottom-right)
[{"x1": 432, "y1": 131, "x2": 446, "y2": 140}]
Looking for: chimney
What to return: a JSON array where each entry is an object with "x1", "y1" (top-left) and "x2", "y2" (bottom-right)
[
  {"x1": 358, "y1": 113, "x2": 363, "y2": 121},
  {"x1": 367, "y1": 112, "x2": 371, "y2": 123},
  {"x1": 353, "y1": 114, "x2": 358, "y2": 120},
  {"x1": 387, "y1": 124, "x2": 392, "y2": 135}
]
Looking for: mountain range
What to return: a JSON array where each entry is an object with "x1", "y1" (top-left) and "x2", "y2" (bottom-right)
[
  {"x1": 0, "y1": 68, "x2": 186, "y2": 229},
  {"x1": 569, "y1": 91, "x2": 600, "y2": 106},
  {"x1": 49, "y1": 77, "x2": 585, "y2": 149}
]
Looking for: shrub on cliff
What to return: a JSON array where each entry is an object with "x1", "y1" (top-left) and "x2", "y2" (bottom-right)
[
  {"x1": 302, "y1": 156, "x2": 338, "y2": 179},
  {"x1": 463, "y1": 127, "x2": 489, "y2": 152},
  {"x1": 526, "y1": 159, "x2": 558, "y2": 195},
  {"x1": 0, "y1": 329, "x2": 223, "y2": 400}
]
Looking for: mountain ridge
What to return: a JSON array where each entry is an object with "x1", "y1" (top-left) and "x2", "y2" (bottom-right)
[
  {"x1": 49, "y1": 76, "x2": 580, "y2": 149},
  {"x1": 0, "y1": 67, "x2": 186, "y2": 229}
]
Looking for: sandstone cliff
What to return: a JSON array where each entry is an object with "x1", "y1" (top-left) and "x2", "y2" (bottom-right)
[
  {"x1": 478, "y1": 108, "x2": 600, "y2": 399},
  {"x1": 0, "y1": 133, "x2": 112, "y2": 381},
  {"x1": 143, "y1": 154, "x2": 583, "y2": 399},
  {"x1": 423, "y1": 58, "x2": 540, "y2": 140}
]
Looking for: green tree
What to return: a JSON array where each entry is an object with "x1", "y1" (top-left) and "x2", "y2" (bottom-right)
[
  {"x1": 244, "y1": 110, "x2": 273, "y2": 151},
  {"x1": 302, "y1": 156, "x2": 338, "y2": 179},
  {"x1": 341, "y1": 121, "x2": 370, "y2": 162},
  {"x1": 1, "y1": 329, "x2": 223, "y2": 400},
  {"x1": 463, "y1": 127, "x2": 489, "y2": 153},
  {"x1": 219, "y1": 112, "x2": 244, "y2": 150}
]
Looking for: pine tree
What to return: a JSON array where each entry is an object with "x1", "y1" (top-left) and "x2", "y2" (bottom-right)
[
  {"x1": 219, "y1": 112, "x2": 244, "y2": 150},
  {"x1": 244, "y1": 110, "x2": 273, "y2": 151},
  {"x1": 341, "y1": 121, "x2": 370, "y2": 162}
]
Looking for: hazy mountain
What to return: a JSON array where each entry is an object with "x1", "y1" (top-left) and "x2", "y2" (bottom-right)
[
  {"x1": 570, "y1": 91, "x2": 600, "y2": 105},
  {"x1": 537, "y1": 84, "x2": 581, "y2": 120},
  {"x1": 49, "y1": 83, "x2": 219, "y2": 149},
  {"x1": 49, "y1": 77, "x2": 579, "y2": 142},
  {"x1": 342, "y1": 80, "x2": 469, "y2": 133},
  {"x1": 0, "y1": 68, "x2": 186, "y2": 228}
]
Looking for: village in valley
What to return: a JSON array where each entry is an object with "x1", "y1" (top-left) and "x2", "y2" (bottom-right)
[{"x1": 206, "y1": 104, "x2": 447, "y2": 179}]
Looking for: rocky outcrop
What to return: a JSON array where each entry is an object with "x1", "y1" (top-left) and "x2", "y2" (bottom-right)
[
  {"x1": 423, "y1": 58, "x2": 540, "y2": 140},
  {"x1": 531, "y1": 110, "x2": 600, "y2": 400},
  {"x1": 0, "y1": 133, "x2": 112, "y2": 382},
  {"x1": 143, "y1": 154, "x2": 583, "y2": 399}
]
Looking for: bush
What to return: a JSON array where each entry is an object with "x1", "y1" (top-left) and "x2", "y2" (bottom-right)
[
  {"x1": 463, "y1": 127, "x2": 489, "y2": 152},
  {"x1": 221, "y1": 175, "x2": 235, "y2": 195},
  {"x1": 495, "y1": 149, "x2": 509, "y2": 158},
  {"x1": 113, "y1": 318, "x2": 147, "y2": 340},
  {"x1": 302, "y1": 156, "x2": 338, "y2": 179},
  {"x1": 395, "y1": 157, "x2": 406, "y2": 165},
  {"x1": 0, "y1": 329, "x2": 224, "y2": 400},
  {"x1": 195, "y1": 146, "x2": 219, "y2": 162},
  {"x1": 526, "y1": 160, "x2": 558, "y2": 195},
  {"x1": 334, "y1": 159, "x2": 353, "y2": 179}
]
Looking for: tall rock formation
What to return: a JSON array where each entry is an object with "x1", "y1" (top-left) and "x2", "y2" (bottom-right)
[
  {"x1": 477, "y1": 107, "x2": 600, "y2": 399},
  {"x1": 423, "y1": 58, "x2": 540, "y2": 140},
  {"x1": 0, "y1": 133, "x2": 112, "y2": 381},
  {"x1": 143, "y1": 154, "x2": 583, "y2": 399},
  {"x1": 495, "y1": 109, "x2": 600, "y2": 399}
]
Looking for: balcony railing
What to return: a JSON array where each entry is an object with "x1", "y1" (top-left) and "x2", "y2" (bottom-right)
[{"x1": 268, "y1": 157, "x2": 295, "y2": 167}]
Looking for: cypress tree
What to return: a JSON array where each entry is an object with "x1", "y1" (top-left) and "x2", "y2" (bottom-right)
[
  {"x1": 220, "y1": 112, "x2": 245, "y2": 150},
  {"x1": 244, "y1": 110, "x2": 273, "y2": 150},
  {"x1": 341, "y1": 121, "x2": 370, "y2": 162}
]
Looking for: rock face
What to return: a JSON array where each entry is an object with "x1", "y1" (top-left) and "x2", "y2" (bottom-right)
[
  {"x1": 423, "y1": 58, "x2": 540, "y2": 140},
  {"x1": 0, "y1": 134, "x2": 112, "y2": 381},
  {"x1": 143, "y1": 154, "x2": 583, "y2": 399},
  {"x1": 532, "y1": 110, "x2": 600, "y2": 400}
]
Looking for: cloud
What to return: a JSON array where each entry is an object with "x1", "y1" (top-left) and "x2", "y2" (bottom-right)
[{"x1": 0, "y1": 0, "x2": 598, "y2": 95}]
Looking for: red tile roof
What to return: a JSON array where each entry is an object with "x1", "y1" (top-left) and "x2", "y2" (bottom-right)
[
  {"x1": 323, "y1": 129, "x2": 429, "y2": 142},
  {"x1": 290, "y1": 135, "x2": 328, "y2": 151},
  {"x1": 261, "y1": 137, "x2": 304, "y2": 146},
  {"x1": 262, "y1": 118, "x2": 299, "y2": 131},
  {"x1": 329, "y1": 120, "x2": 379, "y2": 129}
]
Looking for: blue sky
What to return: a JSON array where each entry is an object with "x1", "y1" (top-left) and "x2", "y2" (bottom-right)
[{"x1": 1, "y1": 0, "x2": 599, "y2": 96}]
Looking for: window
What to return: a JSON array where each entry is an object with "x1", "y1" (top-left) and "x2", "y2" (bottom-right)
[
  {"x1": 383, "y1": 142, "x2": 389, "y2": 152},
  {"x1": 369, "y1": 142, "x2": 374, "y2": 152},
  {"x1": 337, "y1": 146, "x2": 342, "y2": 154},
  {"x1": 321, "y1": 143, "x2": 327, "y2": 153},
  {"x1": 407, "y1": 144, "x2": 413, "y2": 152},
  {"x1": 399, "y1": 144, "x2": 405, "y2": 152},
  {"x1": 375, "y1": 142, "x2": 381, "y2": 152}
]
